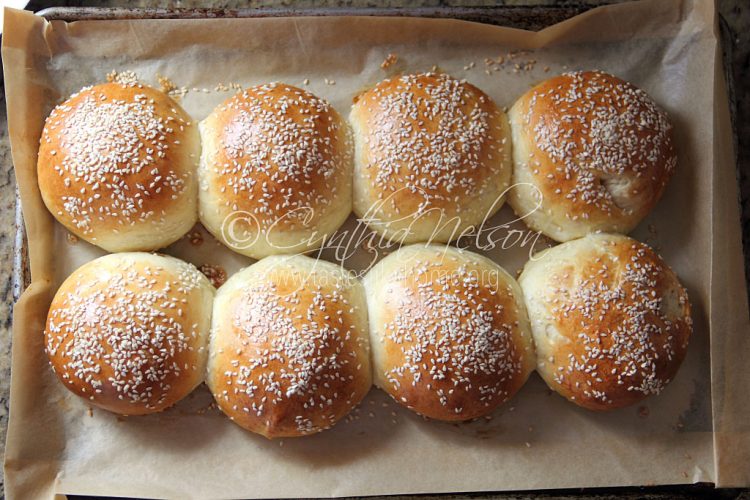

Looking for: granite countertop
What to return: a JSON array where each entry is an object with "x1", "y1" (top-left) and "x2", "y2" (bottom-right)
[{"x1": 1, "y1": 1, "x2": 749, "y2": 498}]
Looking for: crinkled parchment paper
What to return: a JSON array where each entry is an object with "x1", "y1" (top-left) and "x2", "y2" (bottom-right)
[{"x1": 3, "y1": 0, "x2": 748, "y2": 497}]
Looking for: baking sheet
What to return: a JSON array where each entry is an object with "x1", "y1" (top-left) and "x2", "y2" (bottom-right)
[{"x1": 2, "y1": 0, "x2": 748, "y2": 497}]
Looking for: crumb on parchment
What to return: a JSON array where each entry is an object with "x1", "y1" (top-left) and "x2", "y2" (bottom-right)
[
  {"x1": 381, "y1": 53, "x2": 398, "y2": 69},
  {"x1": 199, "y1": 263, "x2": 227, "y2": 288}
]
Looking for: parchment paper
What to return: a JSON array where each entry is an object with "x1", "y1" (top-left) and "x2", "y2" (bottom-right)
[{"x1": 3, "y1": 0, "x2": 748, "y2": 498}]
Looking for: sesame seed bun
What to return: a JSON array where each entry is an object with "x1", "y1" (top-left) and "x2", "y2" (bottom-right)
[
  {"x1": 44, "y1": 253, "x2": 215, "y2": 416},
  {"x1": 206, "y1": 255, "x2": 371, "y2": 438},
  {"x1": 508, "y1": 71, "x2": 677, "y2": 242},
  {"x1": 363, "y1": 244, "x2": 535, "y2": 421},
  {"x1": 519, "y1": 233, "x2": 692, "y2": 411},
  {"x1": 350, "y1": 73, "x2": 512, "y2": 244},
  {"x1": 198, "y1": 83, "x2": 353, "y2": 259},
  {"x1": 37, "y1": 82, "x2": 200, "y2": 252}
]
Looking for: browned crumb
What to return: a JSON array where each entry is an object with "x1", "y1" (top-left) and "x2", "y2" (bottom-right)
[
  {"x1": 360, "y1": 236, "x2": 378, "y2": 254},
  {"x1": 66, "y1": 232, "x2": 79, "y2": 245},
  {"x1": 87, "y1": 407, "x2": 93, "y2": 417},
  {"x1": 484, "y1": 51, "x2": 536, "y2": 75},
  {"x1": 638, "y1": 405, "x2": 650, "y2": 418},
  {"x1": 199, "y1": 263, "x2": 227, "y2": 288},
  {"x1": 381, "y1": 53, "x2": 398, "y2": 70},
  {"x1": 186, "y1": 230, "x2": 204, "y2": 246},
  {"x1": 196, "y1": 401, "x2": 218, "y2": 415}
]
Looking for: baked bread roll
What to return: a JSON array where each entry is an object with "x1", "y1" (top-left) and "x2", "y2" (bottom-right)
[
  {"x1": 519, "y1": 233, "x2": 692, "y2": 411},
  {"x1": 508, "y1": 71, "x2": 677, "y2": 242},
  {"x1": 199, "y1": 83, "x2": 353, "y2": 259},
  {"x1": 44, "y1": 253, "x2": 214, "y2": 415},
  {"x1": 364, "y1": 244, "x2": 535, "y2": 421},
  {"x1": 350, "y1": 73, "x2": 512, "y2": 244},
  {"x1": 37, "y1": 82, "x2": 200, "y2": 252},
  {"x1": 207, "y1": 255, "x2": 371, "y2": 438}
]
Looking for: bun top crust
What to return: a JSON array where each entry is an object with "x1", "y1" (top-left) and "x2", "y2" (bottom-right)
[
  {"x1": 365, "y1": 245, "x2": 535, "y2": 421},
  {"x1": 519, "y1": 233, "x2": 692, "y2": 410},
  {"x1": 207, "y1": 256, "x2": 371, "y2": 438},
  {"x1": 509, "y1": 71, "x2": 676, "y2": 239},
  {"x1": 37, "y1": 82, "x2": 198, "y2": 251},
  {"x1": 199, "y1": 83, "x2": 352, "y2": 232},
  {"x1": 44, "y1": 253, "x2": 214, "y2": 415},
  {"x1": 351, "y1": 73, "x2": 511, "y2": 241}
]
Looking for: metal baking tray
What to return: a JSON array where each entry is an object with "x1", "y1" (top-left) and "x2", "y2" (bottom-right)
[{"x1": 10, "y1": 5, "x2": 742, "y2": 497}]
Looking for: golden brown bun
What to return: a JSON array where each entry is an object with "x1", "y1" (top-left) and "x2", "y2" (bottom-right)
[
  {"x1": 508, "y1": 71, "x2": 677, "y2": 242},
  {"x1": 351, "y1": 73, "x2": 512, "y2": 244},
  {"x1": 37, "y1": 82, "x2": 199, "y2": 252},
  {"x1": 199, "y1": 83, "x2": 353, "y2": 259},
  {"x1": 207, "y1": 255, "x2": 371, "y2": 438},
  {"x1": 44, "y1": 253, "x2": 215, "y2": 415},
  {"x1": 519, "y1": 233, "x2": 692, "y2": 411},
  {"x1": 363, "y1": 244, "x2": 535, "y2": 421}
]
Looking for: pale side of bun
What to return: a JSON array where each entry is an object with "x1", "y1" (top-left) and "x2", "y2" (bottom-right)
[
  {"x1": 207, "y1": 255, "x2": 371, "y2": 438},
  {"x1": 351, "y1": 73, "x2": 512, "y2": 244},
  {"x1": 44, "y1": 253, "x2": 215, "y2": 415},
  {"x1": 37, "y1": 82, "x2": 200, "y2": 252},
  {"x1": 508, "y1": 71, "x2": 677, "y2": 242},
  {"x1": 199, "y1": 83, "x2": 353, "y2": 259},
  {"x1": 519, "y1": 233, "x2": 692, "y2": 411},
  {"x1": 363, "y1": 244, "x2": 535, "y2": 421}
]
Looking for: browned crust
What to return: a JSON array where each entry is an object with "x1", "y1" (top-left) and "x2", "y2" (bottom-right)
[
  {"x1": 369, "y1": 246, "x2": 534, "y2": 421},
  {"x1": 522, "y1": 234, "x2": 692, "y2": 411},
  {"x1": 352, "y1": 72, "x2": 508, "y2": 218},
  {"x1": 208, "y1": 259, "x2": 371, "y2": 438},
  {"x1": 512, "y1": 71, "x2": 676, "y2": 227},
  {"x1": 44, "y1": 253, "x2": 213, "y2": 415},
  {"x1": 201, "y1": 83, "x2": 352, "y2": 231},
  {"x1": 37, "y1": 82, "x2": 197, "y2": 243}
]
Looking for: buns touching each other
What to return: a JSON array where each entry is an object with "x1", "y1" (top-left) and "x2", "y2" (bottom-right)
[
  {"x1": 37, "y1": 82, "x2": 200, "y2": 252},
  {"x1": 519, "y1": 233, "x2": 692, "y2": 411},
  {"x1": 508, "y1": 71, "x2": 677, "y2": 242},
  {"x1": 364, "y1": 244, "x2": 535, "y2": 421},
  {"x1": 44, "y1": 253, "x2": 214, "y2": 415},
  {"x1": 199, "y1": 83, "x2": 353, "y2": 259},
  {"x1": 207, "y1": 255, "x2": 371, "y2": 438},
  {"x1": 351, "y1": 73, "x2": 512, "y2": 244}
]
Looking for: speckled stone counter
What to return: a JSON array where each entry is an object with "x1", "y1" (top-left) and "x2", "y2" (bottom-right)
[{"x1": 2, "y1": 1, "x2": 748, "y2": 498}]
